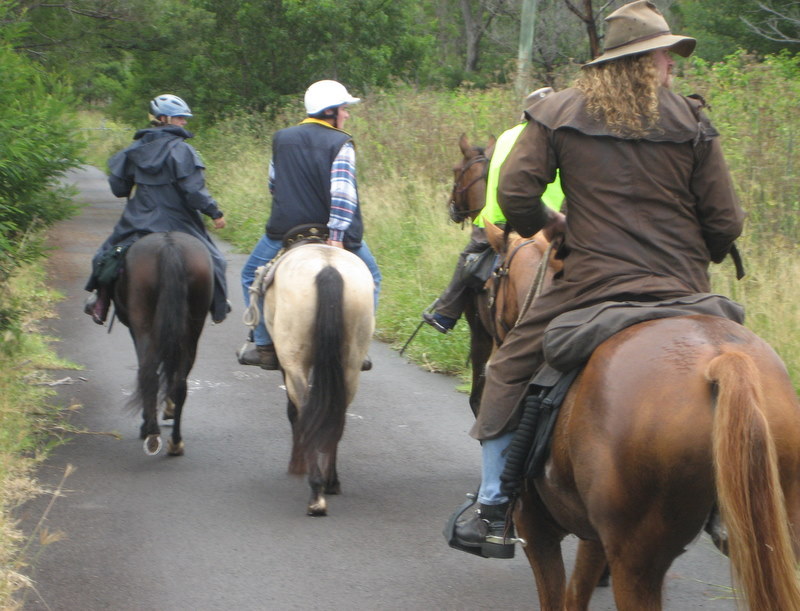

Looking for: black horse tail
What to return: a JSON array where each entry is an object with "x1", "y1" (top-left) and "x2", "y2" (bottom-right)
[
  {"x1": 298, "y1": 265, "x2": 347, "y2": 453},
  {"x1": 155, "y1": 233, "x2": 189, "y2": 402}
]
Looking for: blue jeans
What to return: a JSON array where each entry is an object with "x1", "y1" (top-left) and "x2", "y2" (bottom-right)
[
  {"x1": 241, "y1": 234, "x2": 382, "y2": 346},
  {"x1": 477, "y1": 432, "x2": 514, "y2": 506}
]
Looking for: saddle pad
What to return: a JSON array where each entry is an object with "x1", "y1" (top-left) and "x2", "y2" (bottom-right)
[{"x1": 543, "y1": 293, "x2": 746, "y2": 372}]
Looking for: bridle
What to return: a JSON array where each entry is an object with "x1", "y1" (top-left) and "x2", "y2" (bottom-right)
[
  {"x1": 448, "y1": 152, "x2": 489, "y2": 224},
  {"x1": 488, "y1": 236, "x2": 538, "y2": 346}
]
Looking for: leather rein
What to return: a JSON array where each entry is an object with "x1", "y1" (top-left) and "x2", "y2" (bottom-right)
[
  {"x1": 488, "y1": 237, "x2": 538, "y2": 346},
  {"x1": 448, "y1": 153, "x2": 489, "y2": 224}
]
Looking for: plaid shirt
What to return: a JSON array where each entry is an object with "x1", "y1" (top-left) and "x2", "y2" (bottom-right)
[{"x1": 268, "y1": 141, "x2": 358, "y2": 243}]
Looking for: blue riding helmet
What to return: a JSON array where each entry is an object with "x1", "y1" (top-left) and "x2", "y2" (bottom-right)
[{"x1": 149, "y1": 94, "x2": 193, "y2": 118}]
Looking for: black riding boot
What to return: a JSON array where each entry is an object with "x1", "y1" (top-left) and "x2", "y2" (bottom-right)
[{"x1": 453, "y1": 501, "x2": 516, "y2": 559}]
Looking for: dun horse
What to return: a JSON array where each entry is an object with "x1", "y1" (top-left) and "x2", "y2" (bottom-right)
[
  {"x1": 263, "y1": 243, "x2": 374, "y2": 516},
  {"x1": 113, "y1": 231, "x2": 213, "y2": 456}
]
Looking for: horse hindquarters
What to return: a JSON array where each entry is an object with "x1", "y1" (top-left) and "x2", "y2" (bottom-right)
[{"x1": 707, "y1": 350, "x2": 800, "y2": 611}]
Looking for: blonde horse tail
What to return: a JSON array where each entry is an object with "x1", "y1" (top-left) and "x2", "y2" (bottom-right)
[{"x1": 707, "y1": 349, "x2": 800, "y2": 611}]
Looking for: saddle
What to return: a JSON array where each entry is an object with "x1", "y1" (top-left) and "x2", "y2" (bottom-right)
[
  {"x1": 243, "y1": 224, "x2": 331, "y2": 329},
  {"x1": 499, "y1": 293, "x2": 746, "y2": 500}
]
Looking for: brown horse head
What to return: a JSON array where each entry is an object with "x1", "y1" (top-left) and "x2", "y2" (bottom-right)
[
  {"x1": 448, "y1": 134, "x2": 495, "y2": 224},
  {"x1": 484, "y1": 220, "x2": 561, "y2": 346}
]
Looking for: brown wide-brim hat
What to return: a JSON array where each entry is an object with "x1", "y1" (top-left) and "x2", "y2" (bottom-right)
[{"x1": 584, "y1": 0, "x2": 696, "y2": 66}]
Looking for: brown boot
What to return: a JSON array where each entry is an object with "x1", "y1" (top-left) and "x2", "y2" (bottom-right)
[{"x1": 237, "y1": 342, "x2": 280, "y2": 370}]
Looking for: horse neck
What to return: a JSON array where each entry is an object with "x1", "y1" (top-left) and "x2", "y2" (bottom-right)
[{"x1": 496, "y1": 237, "x2": 550, "y2": 335}]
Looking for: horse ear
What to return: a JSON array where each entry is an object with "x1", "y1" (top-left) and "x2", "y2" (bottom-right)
[
  {"x1": 459, "y1": 133, "x2": 471, "y2": 157},
  {"x1": 484, "y1": 220, "x2": 506, "y2": 254},
  {"x1": 485, "y1": 135, "x2": 497, "y2": 159}
]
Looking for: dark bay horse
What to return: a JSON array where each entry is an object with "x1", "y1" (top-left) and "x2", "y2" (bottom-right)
[
  {"x1": 113, "y1": 232, "x2": 213, "y2": 456},
  {"x1": 263, "y1": 243, "x2": 374, "y2": 515},
  {"x1": 449, "y1": 135, "x2": 559, "y2": 416}
]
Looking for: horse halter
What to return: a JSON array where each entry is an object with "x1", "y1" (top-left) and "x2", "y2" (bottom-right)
[{"x1": 448, "y1": 153, "x2": 489, "y2": 224}]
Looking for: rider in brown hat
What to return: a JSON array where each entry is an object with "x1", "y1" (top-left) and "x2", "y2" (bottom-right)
[{"x1": 447, "y1": 0, "x2": 743, "y2": 559}]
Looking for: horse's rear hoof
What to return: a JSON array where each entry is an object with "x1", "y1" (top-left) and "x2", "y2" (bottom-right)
[
  {"x1": 307, "y1": 497, "x2": 327, "y2": 516},
  {"x1": 162, "y1": 399, "x2": 175, "y2": 421},
  {"x1": 143, "y1": 434, "x2": 162, "y2": 455},
  {"x1": 167, "y1": 439, "x2": 184, "y2": 456}
]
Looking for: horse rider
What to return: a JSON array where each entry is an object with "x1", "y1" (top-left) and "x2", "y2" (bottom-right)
[
  {"x1": 449, "y1": 0, "x2": 744, "y2": 558},
  {"x1": 423, "y1": 88, "x2": 564, "y2": 334},
  {"x1": 83, "y1": 94, "x2": 229, "y2": 325},
  {"x1": 237, "y1": 79, "x2": 382, "y2": 371}
]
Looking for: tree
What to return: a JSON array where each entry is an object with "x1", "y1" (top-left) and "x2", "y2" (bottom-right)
[{"x1": 743, "y1": 1, "x2": 800, "y2": 44}]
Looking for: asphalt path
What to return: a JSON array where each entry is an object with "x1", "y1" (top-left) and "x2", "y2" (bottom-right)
[{"x1": 19, "y1": 166, "x2": 736, "y2": 610}]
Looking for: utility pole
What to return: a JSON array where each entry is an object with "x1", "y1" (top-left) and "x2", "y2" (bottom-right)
[{"x1": 515, "y1": 0, "x2": 539, "y2": 96}]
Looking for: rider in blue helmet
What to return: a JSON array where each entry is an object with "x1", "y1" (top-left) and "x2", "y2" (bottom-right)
[{"x1": 84, "y1": 94, "x2": 230, "y2": 325}]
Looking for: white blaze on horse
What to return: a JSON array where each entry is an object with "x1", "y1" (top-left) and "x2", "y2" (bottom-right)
[{"x1": 262, "y1": 243, "x2": 374, "y2": 516}]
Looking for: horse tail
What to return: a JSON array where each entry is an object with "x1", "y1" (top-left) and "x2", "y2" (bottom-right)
[
  {"x1": 298, "y1": 265, "x2": 347, "y2": 453},
  {"x1": 155, "y1": 233, "x2": 189, "y2": 401},
  {"x1": 707, "y1": 350, "x2": 800, "y2": 611}
]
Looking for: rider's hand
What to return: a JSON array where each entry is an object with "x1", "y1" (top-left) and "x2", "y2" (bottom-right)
[
  {"x1": 213, "y1": 216, "x2": 226, "y2": 230},
  {"x1": 327, "y1": 239, "x2": 344, "y2": 249},
  {"x1": 543, "y1": 211, "x2": 566, "y2": 242}
]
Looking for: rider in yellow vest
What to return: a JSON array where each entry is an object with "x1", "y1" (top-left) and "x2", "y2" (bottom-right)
[{"x1": 423, "y1": 90, "x2": 564, "y2": 333}]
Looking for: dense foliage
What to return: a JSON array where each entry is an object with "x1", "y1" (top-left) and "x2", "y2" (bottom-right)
[
  {"x1": 0, "y1": 8, "x2": 83, "y2": 338},
  {"x1": 8, "y1": 0, "x2": 798, "y2": 121}
]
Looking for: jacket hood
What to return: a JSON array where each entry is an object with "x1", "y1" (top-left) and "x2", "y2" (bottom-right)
[{"x1": 126, "y1": 126, "x2": 193, "y2": 174}]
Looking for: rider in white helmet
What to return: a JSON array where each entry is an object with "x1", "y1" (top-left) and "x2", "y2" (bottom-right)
[
  {"x1": 238, "y1": 80, "x2": 381, "y2": 371},
  {"x1": 84, "y1": 94, "x2": 230, "y2": 325}
]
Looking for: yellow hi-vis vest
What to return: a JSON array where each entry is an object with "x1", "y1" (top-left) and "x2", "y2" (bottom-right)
[{"x1": 474, "y1": 122, "x2": 564, "y2": 228}]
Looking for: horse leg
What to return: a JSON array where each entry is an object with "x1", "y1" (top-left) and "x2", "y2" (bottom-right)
[
  {"x1": 515, "y1": 490, "x2": 567, "y2": 610},
  {"x1": 306, "y1": 450, "x2": 327, "y2": 516},
  {"x1": 566, "y1": 540, "x2": 607, "y2": 610},
  {"x1": 167, "y1": 378, "x2": 187, "y2": 456},
  {"x1": 464, "y1": 292, "x2": 493, "y2": 418},
  {"x1": 287, "y1": 398, "x2": 307, "y2": 475},
  {"x1": 324, "y1": 444, "x2": 341, "y2": 495},
  {"x1": 137, "y1": 341, "x2": 162, "y2": 456}
]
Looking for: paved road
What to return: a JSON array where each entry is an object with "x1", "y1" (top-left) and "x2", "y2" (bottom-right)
[{"x1": 19, "y1": 167, "x2": 735, "y2": 610}]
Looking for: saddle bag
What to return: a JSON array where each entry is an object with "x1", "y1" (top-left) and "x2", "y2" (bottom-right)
[
  {"x1": 460, "y1": 246, "x2": 498, "y2": 290},
  {"x1": 95, "y1": 243, "x2": 131, "y2": 287}
]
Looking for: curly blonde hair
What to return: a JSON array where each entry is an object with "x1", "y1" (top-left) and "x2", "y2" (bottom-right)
[{"x1": 574, "y1": 53, "x2": 662, "y2": 138}]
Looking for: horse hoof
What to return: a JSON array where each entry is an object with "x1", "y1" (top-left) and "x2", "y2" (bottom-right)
[
  {"x1": 143, "y1": 434, "x2": 162, "y2": 455},
  {"x1": 307, "y1": 498, "x2": 327, "y2": 516},
  {"x1": 167, "y1": 440, "x2": 184, "y2": 456},
  {"x1": 163, "y1": 399, "x2": 175, "y2": 421}
]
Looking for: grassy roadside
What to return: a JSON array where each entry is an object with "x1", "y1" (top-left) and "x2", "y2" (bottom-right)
[{"x1": 0, "y1": 264, "x2": 80, "y2": 608}]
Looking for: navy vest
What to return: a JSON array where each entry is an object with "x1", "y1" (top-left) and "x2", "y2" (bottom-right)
[{"x1": 266, "y1": 122, "x2": 364, "y2": 249}]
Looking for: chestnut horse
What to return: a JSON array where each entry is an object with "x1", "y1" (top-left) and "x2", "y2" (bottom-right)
[
  {"x1": 263, "y1": 243, "x2": 374, "y2": 515},
  {"x1": 448, "y1": 135, "x2": 559, "y2": 416},
  {"x1": 513, "y1": 315, "x2": 800, "y2": 609},
  {"x1": 113, "y1": 231, "x2": 213, "y2": 456}
]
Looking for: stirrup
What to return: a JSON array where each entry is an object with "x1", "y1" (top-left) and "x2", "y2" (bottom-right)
[{"x1": 443, "y1": 493, "x2": 485, "y2": 558}]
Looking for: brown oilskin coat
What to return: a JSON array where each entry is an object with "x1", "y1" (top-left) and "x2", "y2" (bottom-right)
[{"x1": 471, "y1": 87, "x2": 744, "y2": 440}]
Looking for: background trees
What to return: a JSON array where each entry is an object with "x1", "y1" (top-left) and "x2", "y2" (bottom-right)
[{"x1": 6, "y1": 0, "x2": 797, "y2": 118}]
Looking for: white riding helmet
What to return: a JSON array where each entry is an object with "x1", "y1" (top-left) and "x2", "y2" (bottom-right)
[
  {"x1": 304, "y1": 80, "x2": 361, "y2": 116},
  {"x1": 149, "y1": 94, "x2": 193, "y2": 118}
]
